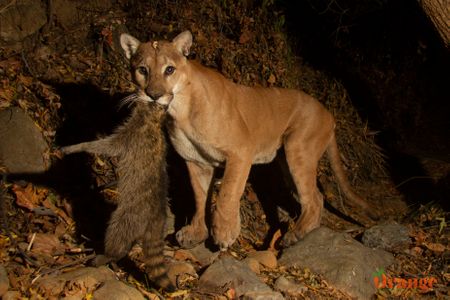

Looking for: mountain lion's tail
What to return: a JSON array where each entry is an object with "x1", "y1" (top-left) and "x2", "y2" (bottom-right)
[{"x1": 327, "y1": 134, "x2": 378, "y2": 220}]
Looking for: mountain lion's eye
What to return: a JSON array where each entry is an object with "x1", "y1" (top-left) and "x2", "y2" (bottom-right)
[
  {"x1": 165, "y1": 66, "x2": 175, "y2": 75},
  {"x1": 137, "y1": 66, "x2": 148, "y2": 76}
]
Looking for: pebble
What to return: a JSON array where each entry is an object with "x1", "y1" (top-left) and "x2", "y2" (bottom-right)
[
  {"x1": 247, "y1": 250, "x2": 278, "y2": 269},
  {"x1": 93, "y1": 279, "x2": 144, "y2": 300},
  {"x1": 362, "y1": 222, "x2": 411, "y2": 251},
  {"x1": 274, "y1": 276, "x2": 307, "y2": 295},
  {"x1": 187, "y1": 243, "x2": 220, "y2": 266},
  {"x1": 36, "y1": 266, "x2": 117, "y2": 297},
  {"x1": 243, "y1": 257, "x2": 260, "y2": 274},
  {"x1": 198, "y1": 256, "x2": 284, "y2": 299},
  {"x1": 167, "y1": 261, "x2": 197, "y2": 287},
  {"x1": 1, "y1": 291, "x2": 20, "y2": 300}
]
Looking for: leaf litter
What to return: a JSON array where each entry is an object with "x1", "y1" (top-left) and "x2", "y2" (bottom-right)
[{"x1": 0, "y1": 0, "x2": 448, "y2": 299}]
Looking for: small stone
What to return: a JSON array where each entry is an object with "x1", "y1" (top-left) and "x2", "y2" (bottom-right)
[
  {"x1": 247, "y1": 250, "x2": 277, "y2": 269},
  {"x1": 242, "y1": 290, "x2": 285, "y2": 300},
  {"x1": 274, "y1": 276, "x2": 307, "y2": 295},
  {"x1": 93, "y1": 280, "x2": 144, "y2": 300},
  {"x1": 198, "y1": 256, "x2": 281, "y2": 298},
  {"x1": 187, "y1": 243, "x2": 220, "y2": 266},
  {"x1": 0, "y1": 266, "x2": 9, "y2": 297},
  {"x1": 36, "y1": 266, "x2": 116, "y2": 297},
  {"x1": 243, "y1": 257, "x2": 260, "y2": 274},
  {"x1": 362, "y1": 222, "x2": 411, "y2": 251},
  {"x1": 166, "y1": 261, "x2": 197, "y2": 287}
]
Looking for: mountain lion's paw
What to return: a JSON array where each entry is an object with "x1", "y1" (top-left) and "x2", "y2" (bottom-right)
[
  {"x1": 176, "y1": 224, "x2": 208, "y2": 249},
  {"x1": 211, "y1": 211, "x2": 241, "y2": 251}
]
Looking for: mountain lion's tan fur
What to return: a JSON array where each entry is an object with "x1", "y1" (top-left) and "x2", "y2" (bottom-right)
[{"x1": 120, "y1": 31, "x2": 376, "y2": 250}]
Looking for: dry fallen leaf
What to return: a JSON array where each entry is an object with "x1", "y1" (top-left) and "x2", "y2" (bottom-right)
[
  {"x1": 225, "y1": 288, "x2": 236, "y2": 299},
  {"x1": 42, "y1": 198, "x2": 73, "y2": 225},
  {"x1": 269, "y1": 229, "x2": 282, "y2": 252},
  {"x1": 412, "y1": 229, "x2": 427, "y2": 244},
  {"x1": 239, "y1": 29, "x2": 253, "y2": 44},
  {"x1": 423, "y1": 242, "x2": 446, "y2": 253},
  {"x1": 267, "y1": 73, "x2": 276, "y2": 84},
  {"x1": 12, "y1": 184, "x2": 40, "y2": 211},
  {"x1": 0, "y1": 58, "x2": 21, "y2": 70},
  {"x1": 29, "y1": 233, "x2": 65, "y2": 256},
  {"x1": 174, "y1": 249, "x2": 198, "y2": 262}
]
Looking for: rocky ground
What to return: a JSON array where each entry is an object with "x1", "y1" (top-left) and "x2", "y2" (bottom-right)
[{"x1": 1, "y1": 0, "x2": 449, "y2": 299}]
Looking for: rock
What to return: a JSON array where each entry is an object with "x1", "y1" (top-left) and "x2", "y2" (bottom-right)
[
  {"x1": 36, "y1": 266, "x2": 145, "y2": 299},
  {"x1": 0, "y1": 0, "x2": 47, "y2": 46},
  {"x1": 362, "y1": 222, "x2": 411, "y2": 251},
  {"x1": 0, "y1": 265, "x2": 9, "y2": 296},
  {"x1": 243, "y1": 257, "x2": 260, "y2": 274},
  {"x1": 198, "y1": 256, "x2": 284, "y2": 299},
  {"x1": 0, "y1": 107, "x2": 48, "y2": 173},
  {"x1": 279, "y1": 227, "x2": 394, "y2": 299},
  {"x1": 85, "y1": 0, "x2": 113, "y2": 11},
  {"x1": 51, "y1": 0, "x2": 80, "y2": 29},
  {"x1": 166, "y1": 261, "x2": 197, "y2": 287},
  {"x1": 242, "y1": 290, "x2": 285, "y2": 300},
  {"x1": 1, "y1": 291, "x2": 20, "y2": 300},
  {"x1": 93, "y1": 280, "x2": 144, "y2": 300},
  {"x1": 187, "y1": 243, "x2": 220, "y2": 266},
  {"x1": 274, "y1": 276, "x2": 307, "y2": 296},
  {"x1": 36, "y1": 266, "x2": 116, "y2": 297},
  {"x1": 247, "y1": 250, "x2": 277, "y2": 269}
]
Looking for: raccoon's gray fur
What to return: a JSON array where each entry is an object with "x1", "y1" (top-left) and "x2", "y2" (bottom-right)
[{"x1": 61, "y1": 101, "x2": 173, "y2": 290}]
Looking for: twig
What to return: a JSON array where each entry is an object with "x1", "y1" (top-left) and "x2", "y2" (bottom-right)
[
  {"x1": 135, "y1": 284, "x2": 164, "y2": 300},
  {"x1": 27, "y1": 232, "x2": 36, "y2": 251},
  {"x1": 37, "y1": 253, "x2": 96, "y2": 277},
  {"x1": 21, "y1": 50, "x2": 37, "y2": 78}
]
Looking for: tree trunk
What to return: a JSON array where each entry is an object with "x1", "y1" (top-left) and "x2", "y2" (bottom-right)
[{"x1": 418, "y1": 0, "x2": 450, "y2": 47}]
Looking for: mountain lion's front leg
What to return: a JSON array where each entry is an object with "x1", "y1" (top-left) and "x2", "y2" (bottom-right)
[
  {"x1": 176, "y1": 161, "x2": 214, "y2": 248},
  {"x1": 212, "y1": 154, "x2": 253, "y2": 250}
]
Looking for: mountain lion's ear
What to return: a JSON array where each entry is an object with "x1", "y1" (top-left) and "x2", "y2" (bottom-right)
[
  {"x1": 120, "y1": 33, "x2": 141, "y2": 59},
  {"x1": 173, "y1": 31, "x2": 192, "y2": 56}
]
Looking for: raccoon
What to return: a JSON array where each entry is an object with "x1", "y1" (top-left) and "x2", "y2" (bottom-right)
[{"x1": 61, "y1": 100, "x2": 174, "y2": 290}]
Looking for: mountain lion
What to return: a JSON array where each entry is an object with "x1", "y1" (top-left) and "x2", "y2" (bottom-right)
[{"x1": 120, "y1": 30, "x2": 376, "y2": 250}]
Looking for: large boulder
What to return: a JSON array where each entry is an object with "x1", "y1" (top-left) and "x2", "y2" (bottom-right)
[
  {"x1": 0, "y1": 0, "x2": 47, "y2": 46},
  {"x1": 0, "y1": 107, "x2": 48, "y2": 173},
  {"x1": 279, "y1": 227, "x2": 394, "y2": 299}
]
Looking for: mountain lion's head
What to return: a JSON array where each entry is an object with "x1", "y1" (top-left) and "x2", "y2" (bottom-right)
[{"x1": 120, "y1": 31, "x2": 193, "y2": 106}]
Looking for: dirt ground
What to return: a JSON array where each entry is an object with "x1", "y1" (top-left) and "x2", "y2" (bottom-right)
[{"x1": 0, "y1": 0, "x2": 448, "y2": 299}]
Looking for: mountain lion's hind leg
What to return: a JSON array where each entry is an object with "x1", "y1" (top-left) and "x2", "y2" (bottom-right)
[
  {"x1": 281, "y1": 135, "x2": 326, "y2": 247},
  {"x1": 175, "y1": 161, "x2": 213, "y2": 248}
]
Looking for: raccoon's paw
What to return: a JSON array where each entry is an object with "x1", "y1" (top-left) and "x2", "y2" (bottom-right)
[{"x1": 58, "y1": 144, "x2": 80, "y2": 155}]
